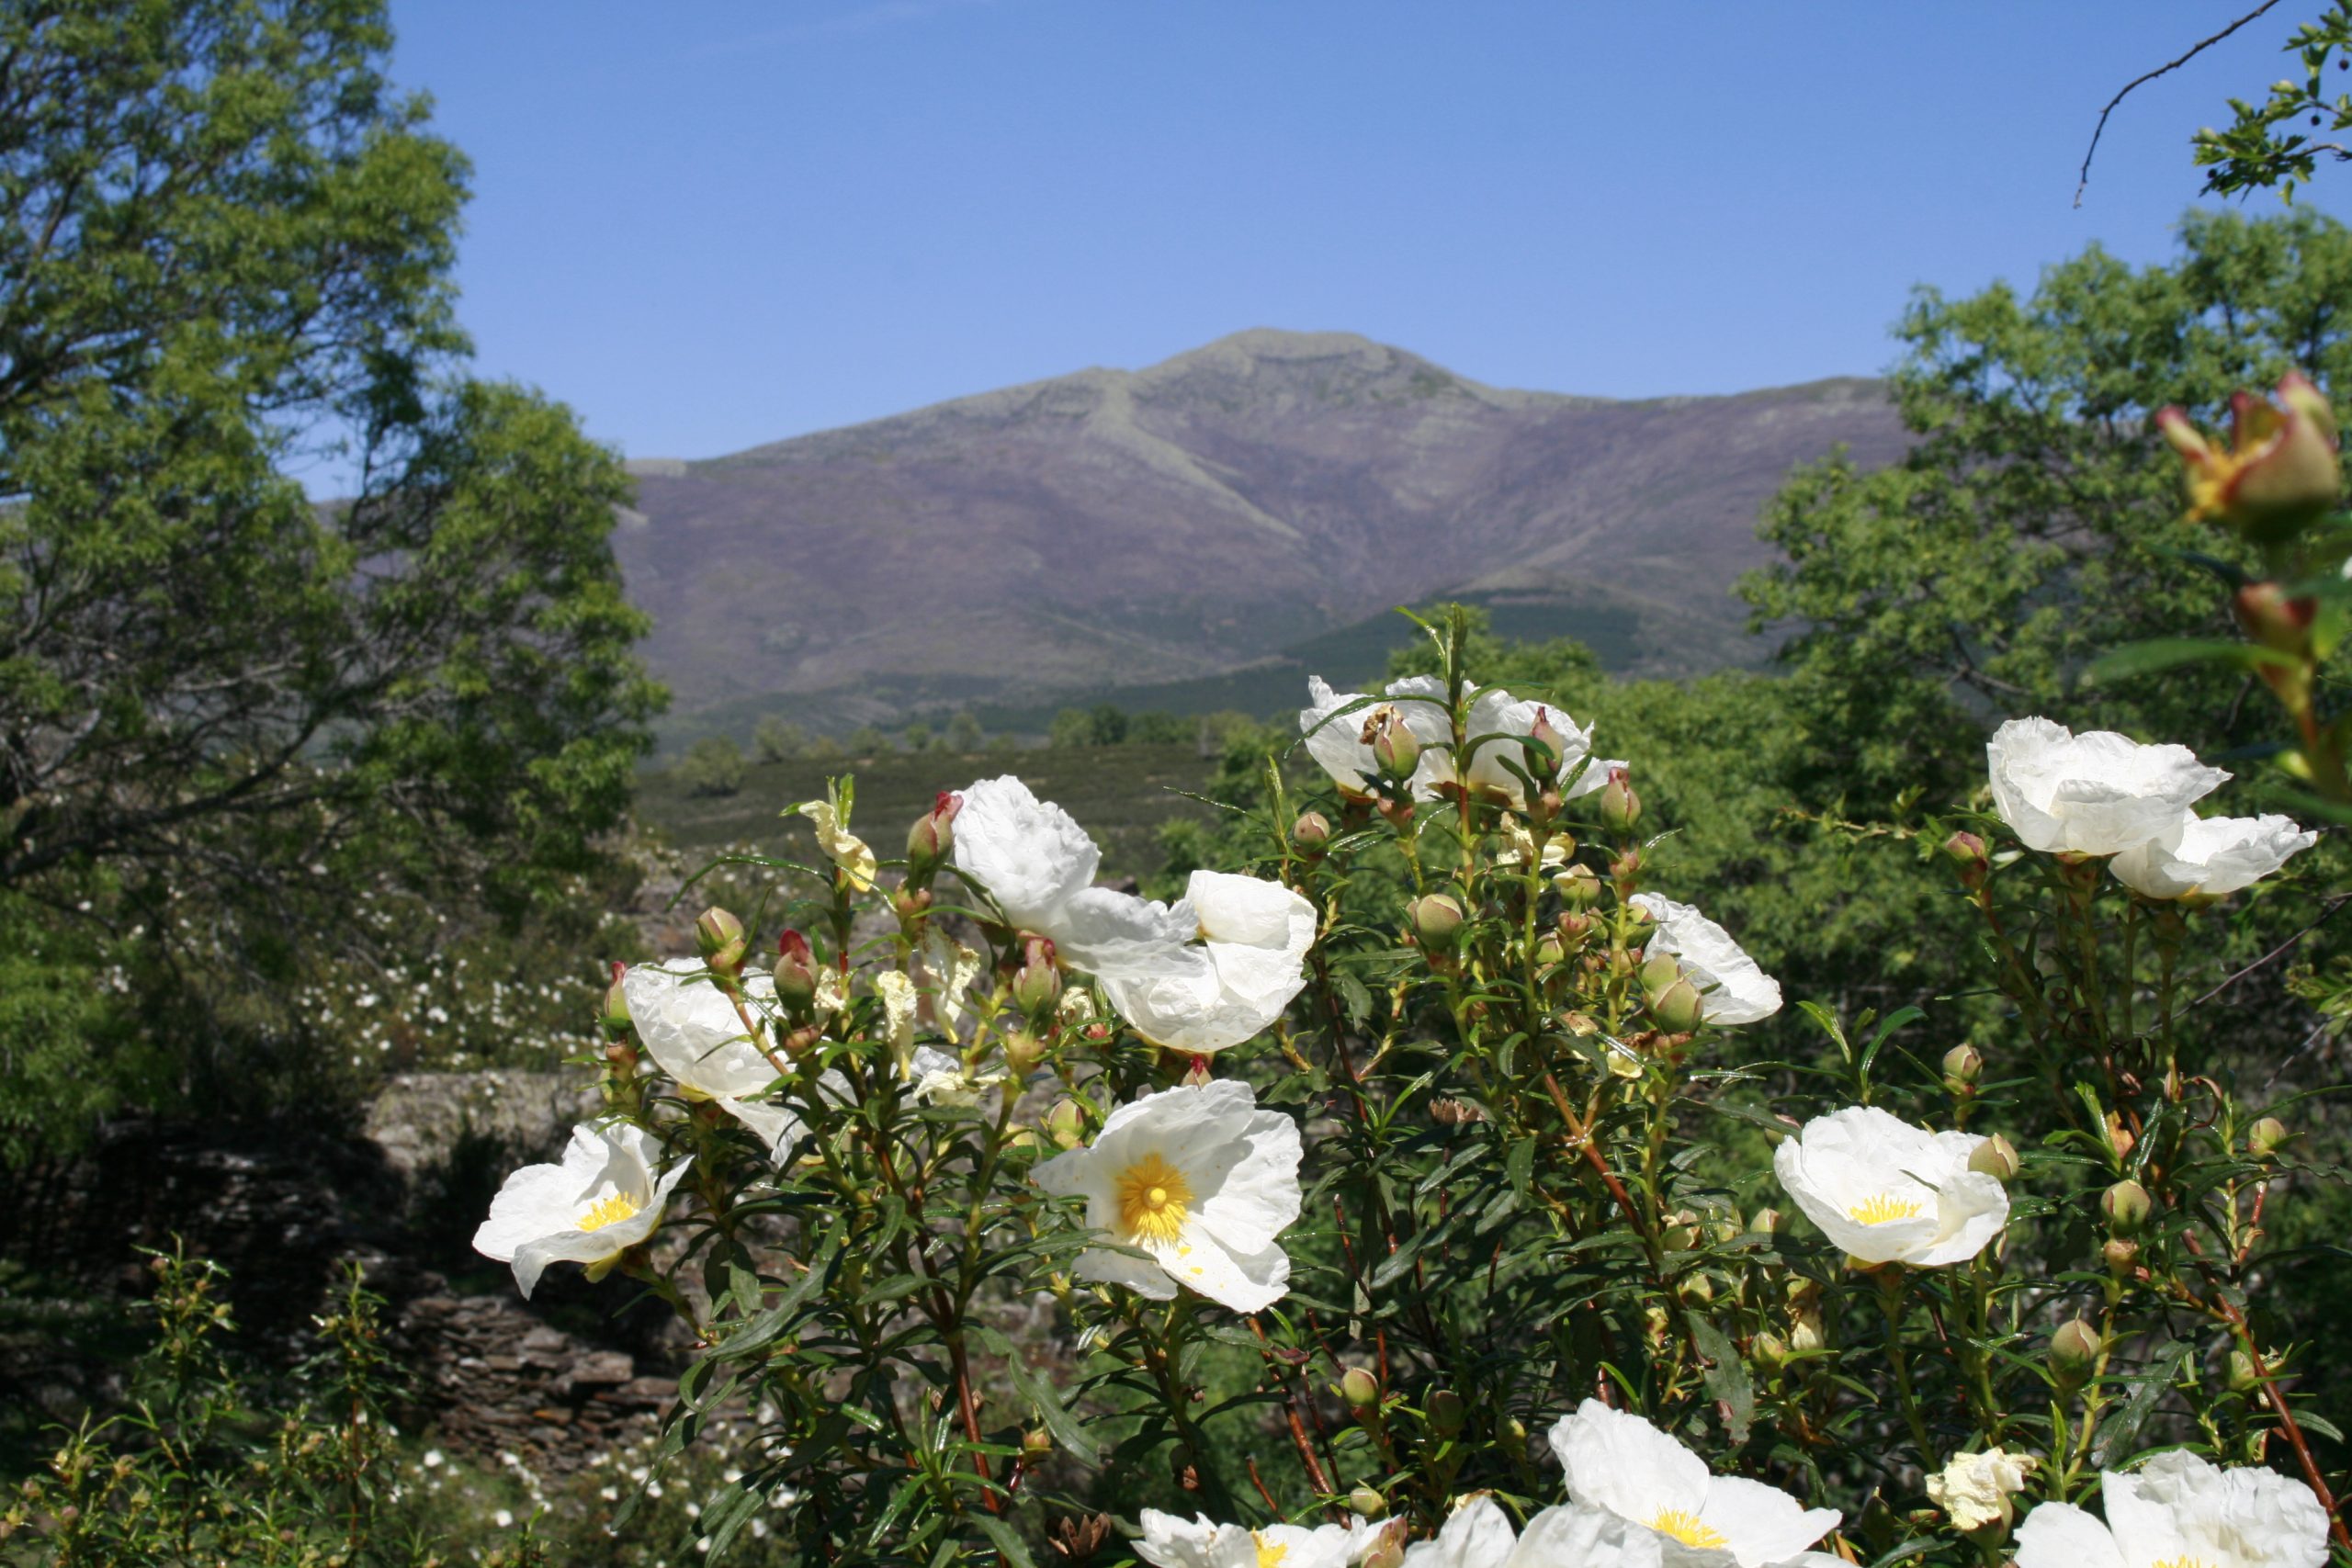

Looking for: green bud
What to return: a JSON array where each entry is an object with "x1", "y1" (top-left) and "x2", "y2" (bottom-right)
[
  {"x1": 906, "y1": 791, "x2": 960, "y2": 874},
  {"x1": 1751, "y1": 1331, "x2": 1790, "y2": 1370},
  {"x1": 2248, "y1": 1116, "x2": 2289, "y2": 1159},
  {"x1": 1943, "y1": 829, "x2": 1989, "y2": 889},
  {"x1": 1651, "y1": 977, "x2": 1704, "y2": 1033},
  {"x1": 599, "y1": 964, "x2": 633, "y2": 1038},
  {"x1": 1553, "y1": 863, "x2": 1601, "y2": 908},
  {"x1": 1965, "y1": 1134, "x2": 2018, "y2": 1183},
  {"x1": 1002, "y1": 1029, "x2": 1046, "y2": 1076},
  {"x1": 695, "y1": 906, "x2": 749, "y2": 973},
  {"x1": 1292, "y1": 810, "x2": 1333, "y2": 854},
  {"x1": 1348, "y1": 1486, "x2": 1387, "y2": 1519},
  {"x1": 773, "y1": 930, "x2": 820, "y2": 1013},
  {"x1": 1409, "y1": 893, "x2": 1465, "y2": 949},
  {"x1": 1339, "y1": 1366, "x2": 1379, "y2": 1410},
  {"x1": 1747, "y1": 1207, "x2": 1784, "y2": 1237},
  {"x1": 2050, "y1": 1319, "x2": 2101, "y2": 1385},
  {"x1": 1533, "y1": 931, "x2": 1566, "y2": 967},
  {"x1": 1022, "y1": 1428, "x2": 1053, "y2": 1459},
  {"x1": 2102, "y1": 1236, "x2": 2141, "y2": 1277},
  {"x1": 2227, "y1": 1349, "x2": 2262, "y2": 1393},
  {"x1": 2101, "y1": 1179, "x2": 2152, "y2": 1237},
  {"x1": 1012, "y1": 937, "x2": 1063, "y2": 1016},
  {"x1": 1045, "y1": 1099, "x2": 1086, "y2": 1150},
  {"x1": 1941, "y1": 1043, "x2": 1982, "y2": 1091},
  {"x1": 1425, "y1": 1389, "x2": 1465, "y2": 1437},
  {"x1": 1599, "y1": 769, "x2": 1641, "y2": 834},
  {"x1": 1638, "y1": 952, "x2": 1682, "y2": 998},
  {"x1": 1371, "y1": 710, "x2": 1421, "y2": 782}
]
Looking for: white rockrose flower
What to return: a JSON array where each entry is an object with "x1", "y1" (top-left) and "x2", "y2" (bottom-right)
[
  {"x1": 950, "y1": 775, "x2": 1197, "y2": 977},
  {"x1": 921, "y1": 927, "x2": 985, "y2": 1043},
  {"x1": 1547, "y1": 1400, "x2": 1843, "y2": 1568},
  {"x1": 1928, "y1": 1447, "x2": 2038, "y2": 1532},
  {"x1": 1402, "y1": 1495, "x2": 1521, "y2": 1568},
  {"x1": 2014, "y1": 1451, "x2": 2329, "y2": 1568},
  {"x1": 1098, "y1": 871, "x2": 1317, "y2": 1055},
  {"x1": 2109, "y1": 811, "x2": 2316, "y2": 900},
  {"x1": 874, "y1": 969, "x2": 919, "y2": 1072},
  {"x1": 1136, "y1": 1509, "x2": 1361, "y2": 1568},
  {"x1": 906, "y1": 1043, "x2": 1001, "y2": 1106},
  {"x1": 1628, "y1": 895, "x2": 1782, "y2": 1026},
  {"x1": 622, "y1": 960, "x2": 806, "y2": 1162},
  {"x1": 1772, "y1": 1105, "x2": 2008, "y2": 1267},
  {"x1": 1029, "y1": 1079, "x2": 1302, "y2": 1312},
  {"x1": 1460, "y1": 689, "x2": 1619, "y2": 808},
  {"x1": 1986, "y1": 717, "x2": 2228, "y2": 856},
  {"x1": 1298, "y1": 675, "x2": 1454, "y2": 798},
  {"x1": 472, "y1": 1122, "x2": 690, "y2": 1299}
]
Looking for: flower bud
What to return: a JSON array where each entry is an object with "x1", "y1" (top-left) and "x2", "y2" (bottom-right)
[
  {"x1": 1424, "y1": 1389, "x2": 1464, "y2": 1437},
  {"x1": 1609, "y1": 848, "x2": 1642, "y2": 887},
  {"x1": 1788, "y1": 1313, "x2": 1826, "y2": 1355},
  {"x1": 1408, "y1": 893, "x2": 1465, "y2": 949},
  {"x1": 2106, "y1": 1111, "x2": 2135, "y2": 1163},
  {"x1": 1942, "y1": 1043, "x2": 1982, "y2": 1091},
  {"x1": 1942, "y1": 830, "x2": 1988, "y2": 889},
  {"x1": 1651, "y1": 977, "x2": 1704, "y2": 1034},
  {"x1": 1046, "y1": 1099, "x2": 1086, "y2": 1150},
  {"x1": 1599, "y1": 768, "x2": 1641, "y2": 835},
  {"x1": 1368, "y1": 708, "x2": 1421, "y2": 782},
  {"x1": 1637, "y1": 951, "x2": 1681, "y2": 997},
  {"x1": 2227, "y1": 1348, "x2": 2262, "y2": 1394},
  {"x1": 1748, "y1": 1207, "x2": 1783, "y2": 1237},
  {"x1": 2102, "y1": 1236, "x2": 2141, "y2": 1277},
  {"x1": 599, "y1": 963, "x2": 633, "y2": 1039},
  {"x1": 1012, "y1": 937, "x2": 1062, "y2": 1016},
  {"x1": 2101, "y1": 1179, "x2": 2152, "y2": 1237},
  {"x1": 695, "y1": 906, "x2": 748, "y2": 973},
  {"x1": 1002, "y1": 1029, "x2": 1046, "y2": 1076},
  {"x1": 2158, "y1": 373, "x2": 2342, "y2": 543},
  {"x1": 773, "y1": 930, "x2": 820, "y2": 1013},
  {"x1": 1532, "y1": 931, "x2": 1566, "y2": 968},
  {"x1": 2050, "y1": 1319, "x2": 2101, "y2": 1384},
  {"x1": 2247, "y1": 1116, "x2": 2289, "y2": 1159},
  {"x1": 1553, "y1": 863, "x2": 1601, "y2": 907},
  {"x1": 1751, "y1": 1331, "x2": 1790, "y2": 1371},
  {"x1": 1339, "y1": 1366, "x2": 1379, "y2": 1411},
  {"x1": 1359, "y1": 1520, "x2": 1408, "y2": 1568},
  {"x1": 1292, "y1": 810, "x2": 1332, "y2": 855},
  {"x1": 1524, "y1": 706, "x2": 1566, "y2": 775},
  {"x1": 2233, "y1": 582, "x2": 2318, "y2": 660},
  {"x1": 1968, "y1": 1134, "x2": 2019, "y2": 1183},
  {"x1": 1348, "y1": 1485, "x2": 1387, "y2": 1519},
  {"x1": 906, "y1": 791, "x2": 960, "y2": 874}
]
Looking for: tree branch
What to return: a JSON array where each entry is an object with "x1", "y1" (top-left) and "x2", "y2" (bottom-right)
[{"x1": 2075, "y1": 0, "x2": 2285, "y2": 208}]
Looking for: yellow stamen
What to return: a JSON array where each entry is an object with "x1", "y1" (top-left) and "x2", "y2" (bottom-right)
[
  {"x1": 577, "y1": 1192, "x2": 641, "y2": 1233},
  {"x1": 1847, "y1": 1193, "x2": 1924, "y2": 1225},
  {"x1": 1115, "y1": 1152, "x2": 1193, "y2": 1245},
  {"x1": 1254, "y1": 1533, "x2": 1289, "y2": 1568},
  {"x1": 2153, "y1": 1559, "x2": 2215, "y2": 1568},
  {"x1": 1649, "y1": 1510, "x2": 1728, "y2": 1551}
]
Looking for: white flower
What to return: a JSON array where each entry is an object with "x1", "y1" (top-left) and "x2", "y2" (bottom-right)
[
  {"x1": 1628, "y1": 895, "x2": 1781, "y2": 1026},
  {"x1": 921, "y1": 927, "x2": 985, "y2": 1043},
  {"x1": 874, "y1": 969, "x2": 918, "y2": 1072},
  {"x1": 1771, "y1": 1105, "x2": 2008, "y2": 1267},
  {"x1": 1136, "y1": 1510, "x2": 1361, "y2": 1568},
  {"x1": 1098, "y1": 871, "x2": 1316, "y2": 1055},
  {"x1": 1986, "y1": 717, "x2": 2228, "y2": 856},
  {"x1": 623, "y1": 960, "x2": 807, "y2": 1163},
  {"x1": 2109, "y1": 811, "x2": 2316, "y2": 899},
  {"x1": 1402, "y1": 1495, "x2": 1521, "y2": 1568},
  {"x1": 1029, "y1": 1079, "x2": 1302, "y2": 1312},
  {"x1": 1928, "y1": 1447, "x2": 2038, "y2": 1532},
  {"x1": 472, "y1": 1122, "x2": 690, "y2": 1299},
  {"x1": 796, "y1": 798, "x2": 876, "y2": 891},
  {"x1": 1460, "y1": 689, "x2": 1618, "y2": 808},
  {"x1": 1494, "y1": 814, "x2": 1571, "y2": 874},
  {"x1": 2014, "y1": 1451, "x2": 2328, "y2": 1568},
  {"x1": 950, "y1": 775, "x2": 1196, "y2": 977},
  {"x1": 1548, "y1": 1400, "x2": 1842, "y2": 1568},
  {"x1": 1298, "y1": 675, "x2": 1453, "y2": 798}
]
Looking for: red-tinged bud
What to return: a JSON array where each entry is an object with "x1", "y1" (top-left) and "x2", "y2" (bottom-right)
[
  {"x1": 1012, "y1": 936, "x2": 1062, "y2": 1016},
  {"x1": 1409, "y1": 893, "x2": 1465, "y2": 948},
  {"x1": 1292, "y1": 810, "x2": 1332, "y2": 854},
  {"x1": 773, "y1": 930, "x2": 820, "y2": 1012},
  {"x1": 2162, "y1": 375, "x2": 2342, "y2": 543},
  {"x1": 1524, "y1": 705, "x2": 1566, "y2": 775},
  {"x1": 906, "y1": 792, "x2": 959, "y2": 874},
  {"x1": 1599, "y1": 767, "x2": 1641, "y2": 835},
  {"x1": 604, "y1": 1038, "x2": 638, "y2": 1072},
  {"x1": 1368, "y1": 707, "x2": 1421, "y2": 782},
  {"x1": 600, "y1": 962, "x2": 633, "y2": 1039},
  {"x1": 1425, "y1": 1389, "x2": 1465, "y2": 1436},
  {"x1": 1748, "y1": 1207, "x2": 1784, "y2": 1236},
  {"x1": 2106, "y1": 1111, "x2": 2135, "y2": 1163},
  {"x1": 695, "y1": 907, "x2": 748, "y2": 973},
  {"x1": 2103, "y1": 1236, "x2": 2141, "y2": 1277},
  {"x1": 1942, "y1": 829, "x2": 1989, "y2": 890},
  {"x1": 1022, "y1": 1428, "x2": 1053, "y2": 1460},
  {"x1": 1046, "y1": 1099, "x2": 1086, "y2": 1149},
  {"x1": 2233, "y1": 581, "x2": 2318, "y2": 659},
  {"x1": 1348, "y1": 1484, "x2": 1387, "y2": 1519},
  {"x1": 1556, "y1": 910, "x2": 1593, "y2": 942},
  {"x1": 1609, "y1": 847, "x2": 1642, "y2": 888},
  {"x1": 1002, "y1": 1029, "x2": 1046, "y2": 1076},
  {"x1": 1375, "y1": 795, "x2": 1414, "y2": 829}
]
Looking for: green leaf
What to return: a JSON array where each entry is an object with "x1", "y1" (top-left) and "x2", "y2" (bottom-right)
[{"x1": 2086, "y1": 637, "x2": 2301, "y2": 684}]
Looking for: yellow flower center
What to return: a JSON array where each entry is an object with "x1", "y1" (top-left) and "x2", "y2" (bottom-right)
[
  {"x1": 1115, "y1": 1152, "x2": 1193, "y2": 1245},
  {"x1": 2153, "y1": 1558, "x2": 2215, "y2": 1568},
  {"x1": 1847, "y1": 1193, "x2": 1924, "y2": 1225},
  {"x1": 1649, "y1": 1510, "x2": 1728, "y2": 1551},
  {"x1": 577, "y1": 1192, "x2": 641, "y2": 1233},
  {"x1": 1253, "y1": 1532, "x2": 1288, "y2": 1568}
]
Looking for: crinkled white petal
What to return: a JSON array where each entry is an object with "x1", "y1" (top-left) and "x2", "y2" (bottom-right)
[
  {"x1": 1772, "y1": 1106, "x2": 2007, "y2": 1267},
  {"x1": 624, "y1": 959, "x2": 781, "y2": 1100},
  {"x1": 1987, "y1": 717, "x2": 2228, "y2": 856},
  {"x1": 2016, "y1": 1502, "x2": 2129, "y2": 1568},
  {"x1": 474, "y1": 1122, "x2": 690, "y2": 1299},
  {"x1": 797, "y1": 799, "x2": 876, "y2": 891},
  {"x1": 1405, "y1": 1495, "x2": 1520, "y2": 1568},
  {"x1": 874, "y1": 969, "x2": 918, "y2": 1072},
  {"x1": 2109, "y1": 811, "x2": 2316, "y2": 899},
  {"x1": 1052, "y1": 885, "x2": 1200, "y2": 979},
  {"x1": 1509, "y1": 1505, "x2": 1663, "y2": 1568},
  {"x1": 1629, "y1": 894, "x2": 1781, "y2": 1025},
  {"x1": 921, "y1": 927, "x2": 985, "y2": 1043},
  {"x1": 1551, "y1": 1400, "x2": 1712, "y2": 1529},
  {"x1": 2102, "y1": 1450, "x2": 2330, "y2": 1568},
  {"x1": 1928, "y1": 1448, "x2": 2037, "y2": 1532},
  {"x1": 1102, "y1": 873, "x2": 1314, "y2": 1055},
  {"x1": 1299, "y1": 676, "x2": 1383, "y2": 795},
  {"x1": 950, "y1": 775, "x2": 1101, "y2": 930}
]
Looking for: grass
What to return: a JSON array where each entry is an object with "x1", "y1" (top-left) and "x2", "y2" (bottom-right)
[{"x1": 633, "y1": 743, "x2": 1231, "y2": 882}]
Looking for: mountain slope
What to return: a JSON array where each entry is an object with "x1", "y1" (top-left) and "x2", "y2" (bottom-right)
[{"x1": 616, "y1": 329, "x2": 1907, "y2": 725}]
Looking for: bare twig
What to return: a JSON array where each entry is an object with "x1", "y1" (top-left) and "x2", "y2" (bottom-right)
[
  {"x1": 2075, "y1": 0, "x2": 2285, "y2": 207},
  {"x1": 2183, "y1": 894, "x2": 2351, "y2": 1012}
]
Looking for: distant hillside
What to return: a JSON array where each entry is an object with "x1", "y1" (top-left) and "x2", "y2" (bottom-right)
[{"x1": 616, "y1": 329, "x2": 1908, "y2": 733}]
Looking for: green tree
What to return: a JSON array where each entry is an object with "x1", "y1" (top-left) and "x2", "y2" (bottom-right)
[
  {"x1": 675, "y1": 735, "x2": 748, "y2": 798},
  {"x1": 901, "y1": 719, "x2": 933, "y2": 751},
  {"x1": 2190, "y1": 2, "x2": 2352, "y2": 201},
  {"x1": 752, "y1": 714, "x2": 804, "y2": 761},
  {"x1": 943, "y1": 711, "x2": 984, "y2": 752},
  {"x1": 846, "y1": 725, "x2": 891, "y2": 756},
  {"x1": 0, "y1": 0, "x2": 661, "y2": 1146}
]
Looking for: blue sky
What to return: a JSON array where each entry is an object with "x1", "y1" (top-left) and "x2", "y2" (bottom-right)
[{"x1": 387, "y1": 1, "x2": 2351, "y2": 460}]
